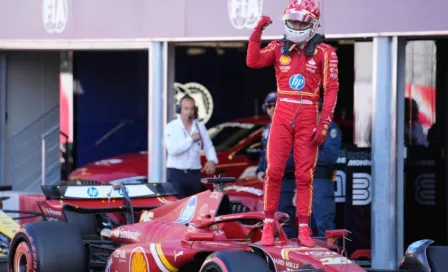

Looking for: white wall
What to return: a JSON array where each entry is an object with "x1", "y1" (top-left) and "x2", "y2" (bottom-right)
[
  {"x1": 354, "y1": 41, "x2": 374, "y2": 147},
  {"x1": 4, "y1": 51, "x2": 60, "y2": 192}
]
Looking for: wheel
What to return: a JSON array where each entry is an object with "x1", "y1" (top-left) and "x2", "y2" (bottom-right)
[
  {"x1": 12, "y1": 242, "x2": 32, "y2": 272},
  {"x1": 8, "y1": 221, "x2": 87, "y2": 272},
  {"x1": 199, "y1": 250, "x2": 270, "y2": 272}
]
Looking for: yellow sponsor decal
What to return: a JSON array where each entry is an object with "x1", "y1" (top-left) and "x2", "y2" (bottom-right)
[
  {"x1": 0, "y1": 211, "x2": 19, "y2": 239},
  {"x1": 130, "y1": 247, "x2": 149, "y2": 272},
  {"x1": 280, "y1": 55, "x2": 291, "y2": 65},
  {"x1": 156, "y1": 244, "x2": 179, "y2": 272},
  {"x1": 157, "y1": 197, "x2": 173, "y2": 204}
]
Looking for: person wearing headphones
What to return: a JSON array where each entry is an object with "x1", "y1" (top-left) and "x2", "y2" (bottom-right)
[
  {"x1": 256, "y1": 92, "x2": 297, "y2": 238},
  {"x1": 165, "y1": 95, "x2": 218, "y2": 199}
]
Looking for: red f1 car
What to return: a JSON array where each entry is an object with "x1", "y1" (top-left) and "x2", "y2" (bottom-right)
[{"x1": 6, "y1": 177, "x2": 442, "y2": 272}]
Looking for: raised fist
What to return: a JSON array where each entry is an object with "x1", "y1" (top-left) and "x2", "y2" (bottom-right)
[{"x1": 255, "y1": 16, "x2": 272, "y2": 31}]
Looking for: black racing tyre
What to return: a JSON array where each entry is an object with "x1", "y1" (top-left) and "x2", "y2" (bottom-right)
[
  {"x1": 199, "y1": 250, "x2": 270, "y2": 272},
  {"x1": 8, "y1": 221, "x2": 87, "y2": 272}
]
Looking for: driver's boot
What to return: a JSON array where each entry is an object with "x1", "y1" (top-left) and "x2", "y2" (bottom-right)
[
  {"x1": 260, "y1": 219, "x2": 275, "y2": 246},
  {"x1": 298, "y1": 225, "x2": 315, "y2": 247}
]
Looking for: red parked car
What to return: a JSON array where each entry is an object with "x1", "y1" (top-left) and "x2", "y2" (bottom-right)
[
  {"x1": 68, "y1": 116, "x2": 271, "y2": 184},
  {"x1": 8, "y1": 179, "x2": 373, "y2": 272}
]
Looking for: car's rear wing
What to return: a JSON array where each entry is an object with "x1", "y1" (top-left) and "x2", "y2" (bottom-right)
[{"x1": 41, "y1": 182, "x2": 177, "y2": 200}]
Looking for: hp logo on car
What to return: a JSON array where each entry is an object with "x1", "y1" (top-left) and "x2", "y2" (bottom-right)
[
  {"x1": 87, "y1": 187, "x2": 99, "y2": 197},
  {"x1": 117, "y1": 187, "x2": 129, "y2": 197},
  {"x1": 176, "y1": 196, "x2": 197, "y2": 224}
]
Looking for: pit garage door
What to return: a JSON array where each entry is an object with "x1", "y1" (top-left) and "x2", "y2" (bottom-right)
[{"x1": 1, "y1": 51, "x2": 60, "y2": 192}]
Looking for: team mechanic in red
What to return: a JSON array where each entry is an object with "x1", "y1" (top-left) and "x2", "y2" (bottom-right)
[{"x1": 246, "y1": 0, "x2": 339, "y2": 247}]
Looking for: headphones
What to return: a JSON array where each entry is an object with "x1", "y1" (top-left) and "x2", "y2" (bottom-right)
[
  {"x1": 175, "y1": 95, "x2": 198, "y2": 119},
  {"x1": 262, "y1": 92, "x2": 278, "y2": 112}
]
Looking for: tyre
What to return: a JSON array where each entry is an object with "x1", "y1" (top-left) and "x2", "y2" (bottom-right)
[
  {"x1": 8, "y1": 221, "x2": 87, "y2": 272},
  {"x1": 199, "y1": 250, "x2": 270, "y2": 272}
]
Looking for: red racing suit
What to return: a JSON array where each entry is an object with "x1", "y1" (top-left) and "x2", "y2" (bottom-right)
[{"x1": 246, "y1": 38, "x2": 339, "y2": 224}]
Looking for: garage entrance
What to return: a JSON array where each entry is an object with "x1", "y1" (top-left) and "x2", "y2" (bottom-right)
[
  {"x1": 72, "y1": 50, "x2": 149, "y2": 168},
  {"x1": 174, "y1": 40, "x2": 355, "y2": 142},
  {"x1": 0, "y1": 51, "x2": 60, "y2": 192}
]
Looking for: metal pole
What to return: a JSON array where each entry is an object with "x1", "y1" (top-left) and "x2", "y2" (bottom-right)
[
  {"x1": 41, "y1": 138, "x2": 46, "y2": 186},
  {"x1": 371, "y1": 36, "x2": 397, "y2": 269},
  {"x1": 393, "y1": 36, "x2": 406, "y2": 263},
  {"x1": 148, "y1": 42, "x2": 164, "y2": 183},
  {"x1": 0, "y1": 54, "x2": 6, "y2": 186},
  {"x1": 163, "y1": 42, "x2": 175, "y2": 184}
]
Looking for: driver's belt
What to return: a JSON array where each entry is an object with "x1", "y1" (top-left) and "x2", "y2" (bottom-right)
[{"x1": 168, "y1": 168, "x2": 201, "y2": 174}]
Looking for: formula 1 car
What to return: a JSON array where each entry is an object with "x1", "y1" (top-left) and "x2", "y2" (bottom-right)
[
  {"x1": 0, "y1": 185, "x2": 43, "y2": 265},
  {"x1": 6, "y1": 177, "x2": 444, "y2": 272}
]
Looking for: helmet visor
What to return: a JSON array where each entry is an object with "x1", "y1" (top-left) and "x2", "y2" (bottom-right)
[
  {"x1": 285, "y1": 20, "x2": 312, "y2": 30},
  {"x1": 283, "y1": 10, "x2": 317, "y2": 24}
]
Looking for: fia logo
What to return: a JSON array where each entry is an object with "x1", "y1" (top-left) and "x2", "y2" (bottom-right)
[
  {"x1": 334, "y1": 170, "x2": 346, "y2": 203},
  {"x1": 352, "y1": 173, "x2": 371, "y2": 206},
  {"x1": 227, "y1": 0, "x2": 263, "y2": 30},
  {"x1": 42, "y1": 0, "x2": 68, "y2": 34},
  {"x1": 87, "y1": 186, "x2": 99, "y2": 197},
  {"x1": 415, "y1": 173, "x2": 435, "y2": 206},
  {"x1": 289, "y1": 74, "x2": 306, "y2": 90},
  {"x1": 174, "y1": 82, "x2": 214, "y2": 125},
  {"x1": 176, "y1": 196, "x2": 198, "y2": 224}
]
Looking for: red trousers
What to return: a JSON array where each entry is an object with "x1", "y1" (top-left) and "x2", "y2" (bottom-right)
[{"x1": 264, "y1": 98, "x2": 319, "y2": 225}]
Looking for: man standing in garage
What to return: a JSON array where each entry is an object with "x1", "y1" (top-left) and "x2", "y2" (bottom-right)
[
  {"x1": 165, "y1": 95, "x2": 218, "y2": 199},
  {"x1": 256, "y1": 92, "x2": 297, "y2": 238}
]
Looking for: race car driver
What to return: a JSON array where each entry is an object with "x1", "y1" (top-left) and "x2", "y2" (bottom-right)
[
  {"x1": 293, "y1": 99, "x2": 342, "y2": 239},
  {"x1": 256, "y1": 92, "x2": 297, "y2": 238},
  {"x1": 246, "y1": 0, "x2": 339, "y2": 247}
]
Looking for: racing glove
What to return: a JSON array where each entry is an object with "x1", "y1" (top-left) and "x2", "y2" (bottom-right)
[
  {"x1": 249, "y1": 16, "x2": 272, "y2": 43},
  {"x1": 312, "y1": 111, "x2": 332, "y2": 146}
]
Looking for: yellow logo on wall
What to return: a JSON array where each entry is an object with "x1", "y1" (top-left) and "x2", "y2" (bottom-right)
[
  {"x1": 280, "y1": 55, "x2": 291, "y2": 65},
  {"x1": 130, "y1": 247, "x2": 149, "y2": 272}
]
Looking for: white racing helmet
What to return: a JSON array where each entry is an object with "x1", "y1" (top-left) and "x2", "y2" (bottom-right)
[{"x1": 283, "y1": 0, "x2": 321, "y2": 44}]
